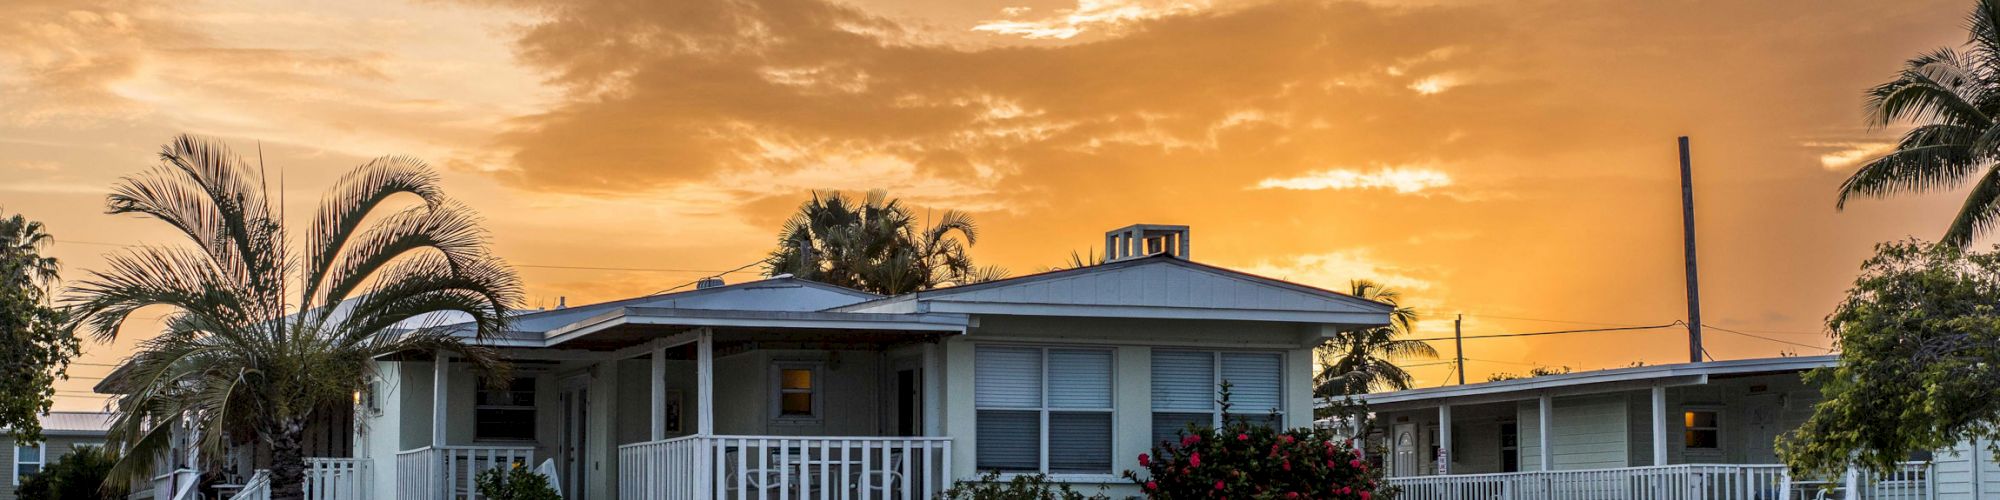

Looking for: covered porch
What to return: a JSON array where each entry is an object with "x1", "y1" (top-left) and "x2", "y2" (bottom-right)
[{"x1": 387, "y1": 307, "x2": 966, "y2": 500}]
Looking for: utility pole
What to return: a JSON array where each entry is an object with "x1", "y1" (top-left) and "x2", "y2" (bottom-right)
[
  {"x1": 1454, "y1": 314, "x2": 1466, "y2": 385},
  {"x1": 1679, "y1": 136, "x2": 1705, "y2": 363}
]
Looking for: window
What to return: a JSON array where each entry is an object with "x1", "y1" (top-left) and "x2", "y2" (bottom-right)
[
  {"x1": 1499, "y1": 423, "x2": 1520, "y2": 472},
  {"x1": 476, "y1": 377, "x2": 537, "y2": 441},
  {"x1": 770, "y1": 362, "x2": 823, "y2": 423},
  {"x1": 14, "y1": 442, "x2": 43, "y2": 485},
  {"x1": 975, "y1": 346, "x2": 1113, "y2": 475},
  {"x1": 1684, "y1": 410, "x2": 1720, "y2": 449},
  {"x1": 1149, "y1": 351, "x2": 1285, "y2": 445}
]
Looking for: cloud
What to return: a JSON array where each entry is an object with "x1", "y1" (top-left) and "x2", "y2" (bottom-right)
[
  {"x1": 1408, "y1": 74, "x2": 1459, "y2": 95},
  {"x1": 1253, "y1": 165, "x2": 1454, "y2": 194},
  {"x1": 971, "y1": 0, "x2": 1215, "y2": 39},
  {"x1": 1808, "y1": 141, "x2": 1894, "y2": 171},
  {"x1": 1238, "y1": 249, "x2": 1437, "y2": 293}
]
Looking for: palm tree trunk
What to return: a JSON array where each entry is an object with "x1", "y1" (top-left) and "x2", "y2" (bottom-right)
[{"x1": 268, "y1": 418, "x2": 309, "y2": 500}]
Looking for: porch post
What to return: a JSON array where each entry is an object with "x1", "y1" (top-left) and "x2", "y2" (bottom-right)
[
  {"x1": 697, "y1": 327, "x2": 715, "y2": 435},
  {"x1": 922, "y1": 341, "x2": 942, "y2": 436},
  {"x1": 1651, "y1": 386, "x2": 1668, "y2": 466},
  {"x1": 1538, "y1": 394, "x2": 1553, "y2": 471},
  {"x1": 432, "y1": 352, "x2": 449, "y2": 448},
  {"x1": 651, "y1": 342, "x2": 667, "y2": 441},
  {"x1": 1437, "y1": 405, "x2": 1452, "y2": 475}
]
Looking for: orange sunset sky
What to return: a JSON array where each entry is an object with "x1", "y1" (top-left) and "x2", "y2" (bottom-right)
[{"x1": 0, "y1": 0, "x2": 1979, "y2": 409}]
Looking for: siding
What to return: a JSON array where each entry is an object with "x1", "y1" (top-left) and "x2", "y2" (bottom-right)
[
  {"x1": 1934, "y1": 438, "x2": 2000, "y2": 498},
  {"x1": 1518, "y1": 394, "x2": 1629, "y2": 471},
  {"x1": 1, "y1": 435, "x2": 109, "y2": 500}
]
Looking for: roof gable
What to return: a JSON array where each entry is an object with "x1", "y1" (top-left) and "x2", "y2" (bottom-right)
[{"x1": 840, "y1": 255, "x2": 1392, "y2": 324}]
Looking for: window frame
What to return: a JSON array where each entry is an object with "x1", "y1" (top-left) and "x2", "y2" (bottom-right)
[
  {"x1": 768, "y1": 361, "x2": 826, "y2": 424},
  {"x1": 14, "y1": 441, "x2": 45, "y2": 485},
  {"x1": 1683, "y1": 407, "x2": 1723, "y2": 451},
  {"x1": 1149, "y1": 349, "x2": 1288, "y2": 441},
  {"x1": 474, "y1": 376, "x2": 539, "y2": 442},
  {"x1": 973, "y1": 344, "x2": 1117, "y2": 477}
]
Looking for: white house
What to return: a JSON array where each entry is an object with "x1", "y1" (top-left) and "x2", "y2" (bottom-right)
[
  {"x1": 185, "y1": 224, "x2": 1391, "y2": 500},
  {"x1": 1357, "y1": 355, "x2": 2000, "y2": 500},
  {"x1": 2, "y1": 412, "x2": 114, "y2": 500}
]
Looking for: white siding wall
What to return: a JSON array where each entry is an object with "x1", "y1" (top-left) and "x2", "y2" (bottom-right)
[{"x1": 1517, "y1": 394, "x2": 1628, "y2": 471}]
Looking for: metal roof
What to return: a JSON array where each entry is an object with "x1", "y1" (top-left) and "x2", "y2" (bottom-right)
[{"x1": 1349, "y1": 355, "x2": 1839, "y2": 410}]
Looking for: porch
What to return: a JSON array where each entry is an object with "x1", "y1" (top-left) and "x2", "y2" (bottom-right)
[
  {"x1": 379, "y1": 309, "x2": 965, "y2": 500},
  {"x1": 1387, "y1": 462, "x2": 1934, "y2": 500}
]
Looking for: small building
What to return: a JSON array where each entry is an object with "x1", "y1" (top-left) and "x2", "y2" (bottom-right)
[
  {"x1": 2, "y1": 412, "x2": 114, "y2": 500},
  {"x1": 1355, "y1": 355, "x2": 1999, "y2": 500}
]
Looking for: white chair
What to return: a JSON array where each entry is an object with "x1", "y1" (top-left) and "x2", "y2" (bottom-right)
[
  {"x1": 850, "y1": 451, "x2": 905, "y2": 499},
  {"x1": 722, "y1": 450, "x2": 789, "y2": 500}
]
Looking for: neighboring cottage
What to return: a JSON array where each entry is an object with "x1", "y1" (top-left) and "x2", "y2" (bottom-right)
[
  {"x1": 1355, "y1": 356, "x2": 1994, "y2": 500},
  {"x1": 3, "y1": 412, "x2": 113, "y2": 500}
]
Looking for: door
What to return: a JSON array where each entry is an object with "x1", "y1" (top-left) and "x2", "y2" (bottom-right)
[
  {"x1": 1393, "y1": 423, "x2": 1419, "y2": 477},
  {"x1": 1744, "y1": 393, "x2": 1781, "y2": 463},
  {"x1": 894, "y1": 367, "x2": 921, "y2": 436},
  {"x1": 559, "y1": 382, "x2": 589, "y2": 499}
]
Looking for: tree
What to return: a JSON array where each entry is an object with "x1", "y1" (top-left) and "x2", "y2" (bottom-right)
[
  {"x1": 65, "y1": 135, "x2": 522, "y2": 500},
  {"x1": 1485, "y1": 365, "x2": 1573, "y2": 382},
  {"x1": 0, "y1": 211, "x2": 78, "y2": 443},
  {"x1": 1314, "y1": 280, "x2": 1437, "y2": 397},
  {"x1": 15, "y1": 445, "x2": 124, "y2": 500},
  {"x1": 1779, "y1": 239, "x2": 2000, "y2": 477},
  {"x1": 765, "y1": 190, "x2": 1006, "y2": 294},
  {"x1": 1836, "y1": 0, "x2": 2000, "y2": 248}
]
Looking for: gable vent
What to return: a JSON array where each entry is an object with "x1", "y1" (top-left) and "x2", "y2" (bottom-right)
[{"x1": 1105, "y1": 224, "x2": 1190, "y2": 262}]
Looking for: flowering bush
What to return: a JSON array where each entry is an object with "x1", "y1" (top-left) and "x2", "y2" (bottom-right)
[
  {"x1": 473, "y1": 463, "x2": 561, "y2": 500},
  {"x1": 1124, "y1": 394, "x2": 1388, "y2": 499},
  {"x1": 942, "y1": 471, "x2": 1111, "y2": 499}
]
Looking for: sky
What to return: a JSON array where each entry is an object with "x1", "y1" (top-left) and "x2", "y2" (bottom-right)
[{"x1": 0, "y1": 0, "x2": 1979, "y2": 410}]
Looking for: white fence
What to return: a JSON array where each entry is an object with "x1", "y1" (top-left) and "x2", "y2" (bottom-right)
[
  {"x1": 396, "y1": 445, "x2": 537, "y2": 500},
  {"x1": 618, "y1": 435, "x2": 954, "y2": 500},
  {"x1": 1388, "y1": 462, "x2": 1934, "y2": 500}
]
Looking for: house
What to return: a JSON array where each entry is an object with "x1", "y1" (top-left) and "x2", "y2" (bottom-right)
[
  {"x1": 100, "y1": 224, "x2": 1389, "y2": 500},
  {"x1": 3, "y1": 412, "x2": 114, "y2": 500},
  {"x1": 1355, "y1": 355, "x2": 1999, "y2": 500}
]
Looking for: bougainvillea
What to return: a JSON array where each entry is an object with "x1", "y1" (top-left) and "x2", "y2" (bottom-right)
[{"x1": 1124, "y1": 395, "x2": 1390, "y2": 499}]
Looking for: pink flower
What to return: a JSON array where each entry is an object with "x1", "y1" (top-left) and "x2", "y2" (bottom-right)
[
  {"x1": 1338, "y1": 486, "x2": 1351, "y2": 494},
  {"x1": 1360, "y1": 492, "x2": 1372, "y2": 500},
  {"x1": 1279, "y1": 435, "x2": 1295, "y2": 444},
  {"x1": 1237, "y1": 433, "x2": 1250, "y2": 441},
  {"x1": 1182, "y1": 435, "x2": 1201, "y2": 447},
  {"x1": 1285, "y1": 493, "x2": 1300, "y2": 499},
  {"x1": 1282, "y1": 460, "x2": 1292, "y2": 471},
  {"x1": 1146, "y1": 481, "x2": 1158, "y2": 491},
  {"x1": 1190, "y1": 452, "x2": 1203, "y2": 467},
  {"x1": 1138, "y1": 453, "x2": 1151, "y2": 467},
  {"x1": 1214, "y1": 480, "x2": 1226, "y2": 490},
  {"x1": 1350, "y1": 459, "x2": 1363, "y2": 468}
]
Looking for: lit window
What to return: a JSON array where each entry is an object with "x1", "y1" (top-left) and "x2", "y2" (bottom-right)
[
  {"x1": 1684, "y1": 410, "x2": 1720, "y2": 449},
  {"x1": 771, "y1": 362, "x2": 823, "y2": 422},
  {"x1": 14, "y1": 442, "x2": 43, "y2": 485}
]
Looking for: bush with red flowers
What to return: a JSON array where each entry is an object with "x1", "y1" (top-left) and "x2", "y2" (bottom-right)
[{"x1": 1122, "y1": 391, "x2": 1390, "y2": 499}]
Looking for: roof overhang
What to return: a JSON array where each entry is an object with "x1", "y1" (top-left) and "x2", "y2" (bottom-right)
[
  {"x1": 919, "y1": 299, "x2": 1388, "y2": 325},
  {"x1": 543, "y1": 306, "x2": 970, "y2": 348},
  {"x1": 1349, "y1": 355, "x2": 1839, "y2": 412}
]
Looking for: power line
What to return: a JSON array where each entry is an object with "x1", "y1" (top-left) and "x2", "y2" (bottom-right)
[
  {"x1": 646, "y1": 259, "x2": 771, "y2": 297},
  {"x1": 55, "y1": 238, "x2": 764, "y2": 276},
  {"x1": 1704, "y1": 324, "x2": 1833, "y2": 352},
  {"x1": 1401, "y1": 321, "x2": 1685, "y2": 343}
]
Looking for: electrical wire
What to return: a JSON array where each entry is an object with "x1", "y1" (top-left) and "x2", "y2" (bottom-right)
[
  {"x1": 1400, "y1": 321, "x2": 1686, "y2": 343},
  {"x1": 1703, "y1": 324, "x2": 1834, "y2": 352},
  {"x1": 646, "y1": 258, "x2": 771, "y2": 296}
]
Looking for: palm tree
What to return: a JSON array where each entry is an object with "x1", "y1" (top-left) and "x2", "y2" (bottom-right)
[
  {"x1": 1314, "y1": 280, "x2": 1437, "y2": 396},
  {"x1": 766, "y1": 190, "x2": 1005, "y2": 294},
  {"x1": 65, "y1": 136, "x2": 522, "y2": 499},
  {"x1": 1837, "y1": 0, "x2": 2000, "y2": 248},
  {"x1": 0, "y1": 211, "x2": 76, "y2": 442}
]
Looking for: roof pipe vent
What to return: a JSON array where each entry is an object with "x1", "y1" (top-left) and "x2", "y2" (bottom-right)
[
  {"x1": 1104, "y1": 224, "x2": 1190, "y2": 262},
  {"x1": 696, "y1": 277, "x2": 728, "y2": 289}
]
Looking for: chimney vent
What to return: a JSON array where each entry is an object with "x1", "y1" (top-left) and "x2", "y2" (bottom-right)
[
  {"x1": 696, "y1": 277, "x2": 727, "y2": 289},
  {"x1": 1104, "y1": 224, "x2": 1190, "y2": 262}
]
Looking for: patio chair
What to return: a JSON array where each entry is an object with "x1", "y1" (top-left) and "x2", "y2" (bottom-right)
[
  {"x1": 721, "y1": 450, "x2": 790, "y2": 500},
  {"x1": 850, "y1": 451, "x2": 906, "y2": 499}
]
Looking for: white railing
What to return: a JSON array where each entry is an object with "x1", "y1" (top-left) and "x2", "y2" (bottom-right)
[
  {"x1": 235, "y1": 470, "x2": 272, "y2": 500},
  {"x1": 1388, "y1": 462, "x2": 1934, "y2": 500},
  {"x1": 618, "y1": 435, "x2": 954, "y2": 500},
  {"x1": 305, "y1": 457, "x2": 368, "y2": 500},
  {"x1": 396, "y1": 445, "x2": 538, "y2": 500}
]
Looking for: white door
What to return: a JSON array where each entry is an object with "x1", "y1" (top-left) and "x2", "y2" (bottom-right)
[
  {"x1": 1393, "y1": 423, "x2": 1419, "y2": 477},
  {"x1": 559, "y1": 384, "x2": 589, "y2": 499},
  {"x1": 1744, "y1": 393, "x2": 1781, "y2": 463}
]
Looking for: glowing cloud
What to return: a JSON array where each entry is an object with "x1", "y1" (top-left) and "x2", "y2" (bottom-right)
[
  {"x1": 1253, "y1": 166, "x2": 1454, "y2": 194},
  {"x1": 1811, "y1": 141, "x2": 1894, "y2": 170},
  {"x1": 973, "y1": 0, "x2": 1211, "y2": 39},
  {"x1": 1409, "y1": 74, "x2": 1459, "y2": 95}
]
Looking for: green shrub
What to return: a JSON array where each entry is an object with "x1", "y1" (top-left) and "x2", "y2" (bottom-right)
[
  {"x1": 15, "y1": 445, "x2": 124, "y2": 500},
  {"x1": 1124, "y1": 390, "x2": 1389, "y2": 499},
  {"x1": 940, "y1": 471, "x2": 1109, "y2": 500},
  {"x1": 473, "y1": 463, "x2": 561, "y2": 500}
]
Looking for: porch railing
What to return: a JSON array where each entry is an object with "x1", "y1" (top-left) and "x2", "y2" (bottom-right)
[
  {"x1": 304, "y1": 457, "x2": 368, "y2": 500},
  {"x1": 396, "y1": 445, "x2": 537, "y2": 500},
  {"x1": 235, "y1": 470, "x2": 272, "y2": 500},
  {"x1": 1386, "y1": 462, "x2": 1934, "y2": 500},
  {"x1": 618, "y1": 435, "x2": 954, "y2": 500}
]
